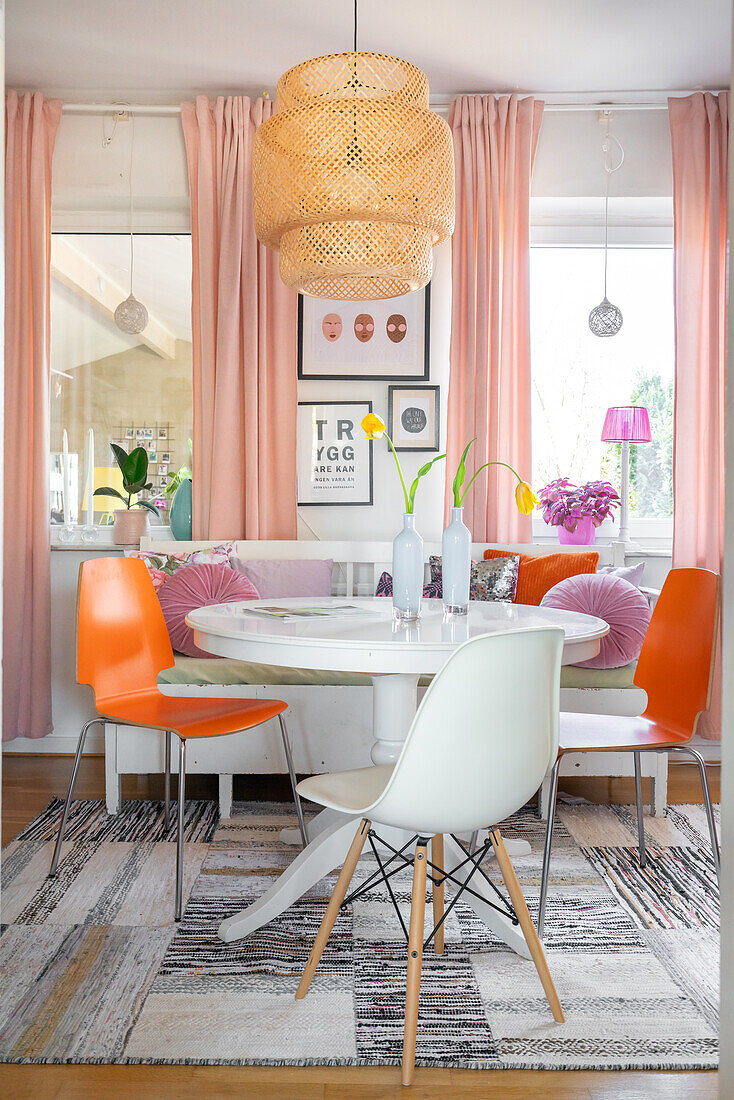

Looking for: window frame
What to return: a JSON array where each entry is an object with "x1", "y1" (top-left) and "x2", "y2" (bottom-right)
[
  {"x1": 49, "y1": 227, "x2": 193, "y2": 536},
  {"x1": 529, "y1": 205, "x2": 674, "y2": 549}
]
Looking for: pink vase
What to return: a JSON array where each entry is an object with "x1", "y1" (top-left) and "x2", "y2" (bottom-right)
[{"x1": 557, "y1": 516, "x2": 596, "y2": 545}]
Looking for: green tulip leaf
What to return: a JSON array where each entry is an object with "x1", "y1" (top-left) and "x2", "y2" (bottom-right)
[{"x1": 452, "y1": 438, "x2": 476, "y2": 507}]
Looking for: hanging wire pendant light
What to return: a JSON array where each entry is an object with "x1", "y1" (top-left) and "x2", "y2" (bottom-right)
[
  {"x1": 115, "y1": 112, "x2": 149, "y2": 334},
  {"x1": 253, "y1": 1, "x2": 454, "y2": 299},
  {"x1": 588, "y1": 115, "x2": 624, "y2": 337}
]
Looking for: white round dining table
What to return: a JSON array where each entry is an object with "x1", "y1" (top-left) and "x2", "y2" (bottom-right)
[{"x1": 187, "y1": 597, "x2": 608, "y2": 956}]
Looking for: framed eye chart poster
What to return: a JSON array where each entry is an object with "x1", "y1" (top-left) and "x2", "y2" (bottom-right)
[
  {"x1": 297, "y1": 401, "x2": 374, "y2": 506},
  {"x1": 297, "y1": 285, "x2": 430, "y2": 381}
]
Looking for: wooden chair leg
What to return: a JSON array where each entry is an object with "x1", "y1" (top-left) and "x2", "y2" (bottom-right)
[
  {"x1": 402, "y1": 839, "x2": 428, "y2": 1087},
  {"x1": 296, "y1": 818, "x2": 370, "y2": 1000},
  {"x1": 489, "y1": 828, "x2": 564, "y2": 1023},
  {"x1": 431, "y1": 834, "x2": 445, "y2": 955}
]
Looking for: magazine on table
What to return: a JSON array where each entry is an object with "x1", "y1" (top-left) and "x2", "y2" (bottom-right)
[{"x1": 242, "y1": 603, "x2": 374, "y2": 622}]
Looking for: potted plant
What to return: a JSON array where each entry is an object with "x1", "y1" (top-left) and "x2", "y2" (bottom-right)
[
  {"x1": 445, "y1": 439, "x2": 536, "y2": 613},
  {"x1": 538, "y1": 478, "x2": 620, "y2": 545},
  {"x1": 362, "y1": 412, "x2": 445, "y2": 622},
  {"x1": 94, "y1": 444, "x2": 160, "y2": 545}
]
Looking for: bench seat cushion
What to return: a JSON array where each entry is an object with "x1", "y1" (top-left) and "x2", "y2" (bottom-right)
[{"x1": 158, "y1": 656, "x2": 638, "y2": 691}]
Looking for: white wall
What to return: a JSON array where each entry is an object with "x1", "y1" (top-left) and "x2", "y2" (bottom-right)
[
  {"x1": 533, "y1": 108, "x2": 673, "y2": 198},
  {"x1": 718, "y1": 23, "x2": 734, "y2": 1095},
  {"x1": 297, "y1": 240, "x2": 452, "y2": 544}
]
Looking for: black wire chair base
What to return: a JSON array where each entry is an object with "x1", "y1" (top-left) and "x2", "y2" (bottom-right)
[{"x1": 341, "y1": 828, "x2": 519, "y2": 948}]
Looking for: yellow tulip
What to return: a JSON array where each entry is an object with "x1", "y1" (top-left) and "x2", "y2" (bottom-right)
[
  {"x1": 515, "y1": 480, "x2": 537, "y2": 515},
  {"x1": 362, "y1": 412, "x2": 386, "y2": 440}
]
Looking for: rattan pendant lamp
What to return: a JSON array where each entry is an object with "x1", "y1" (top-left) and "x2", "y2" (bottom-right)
[{"x1": 253, "y1": 1, "x2": 455, "y2": 299}]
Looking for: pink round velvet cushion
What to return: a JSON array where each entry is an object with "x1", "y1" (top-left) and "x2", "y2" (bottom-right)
[
  {"x1": 158, "y1": 563, "x2": 260, "y2": 658},
  {"x1": 540, "y1": 572, "x2": 651, "y2": 669}
]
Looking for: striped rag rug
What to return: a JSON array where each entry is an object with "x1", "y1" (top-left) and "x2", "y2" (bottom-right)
[{"x1": 0, "y1": 798, "x2": 719, "y2": 1069}]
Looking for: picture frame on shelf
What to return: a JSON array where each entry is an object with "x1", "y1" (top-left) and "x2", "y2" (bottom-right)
[
  {"x1": 297, "y1": 400, "x2": 373, "y2": 506},
  {"x1": 387, "y1": 385, "x2": 440, "y2": 452},
  {"x1": 298, "y1": 284, "x2": 430, "y2": 381}
]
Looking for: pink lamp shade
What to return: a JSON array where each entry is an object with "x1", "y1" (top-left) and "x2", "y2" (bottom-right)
[{"x1": 601, "y1": 405, "x2": 652, "y2": 443}]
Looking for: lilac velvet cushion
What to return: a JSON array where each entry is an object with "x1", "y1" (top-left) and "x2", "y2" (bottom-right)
[
  {"x1": 230, "y1": 557, "x2": 333, "y2": 598},
  {"x1": 158, "y1": 563, "x2": 260, "y2": 658},
  {"x1": 540, "y1": 572, "x2": 651, "y2": 669}
]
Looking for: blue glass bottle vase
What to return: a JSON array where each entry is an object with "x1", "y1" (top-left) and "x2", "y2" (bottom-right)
[
  {"x1": 392, "y1": 513, "x2": 423, "y2": 622},
  {"x1": 441, "y1": 506, "x2": 471, "y2": 614}
]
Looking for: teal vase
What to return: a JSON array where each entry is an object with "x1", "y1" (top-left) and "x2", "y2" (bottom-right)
[{"x1": 169, "y1": 477, "x2": 193, "y2": 540}]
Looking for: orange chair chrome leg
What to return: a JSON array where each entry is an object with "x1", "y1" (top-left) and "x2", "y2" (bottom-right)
[
  {"x1": 49, "y1": 717, "x2": 105, "y2": 877},
  {"x1": 164, "y1": 730, "x2": 172, "y2": 834},
  {"x1": 175, "y1": 736, "x2": 187, "y2": 922}
]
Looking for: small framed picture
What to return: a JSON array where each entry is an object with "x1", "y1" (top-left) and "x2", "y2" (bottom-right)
[
  {"x1": 125, "y1": 427, "x2": 135, "y2": 439},
  {"x1": 160, "y1": 451, "x2": 171, "y2": 464},
  {"x1": 387, "y1": 385, "x2": 440, "y2": 452},
  {"x1": 147, "y1": 450, "x2": 157, "y2": 463},
  {"x1": 158, "y1": 464, "x2": 169, "y2": 476},
  {"x1": 158, "y1": 427, "x2": 168, "y2": 440},
  {"x1": 146, "y1": 440, "x2": 156, "y2": 451},
  {"x1": 154, "y1": 497, "x2": 167, "y2": 511},
  {"x1": 143, "y1": 428, "x2": 154, "y2": 439},
  {"x1": 160, "y1": 474, "x2": 170, "y2": 488},
  {"x1": 136, "y1": 428, "x2": 145, "y2": 439}
]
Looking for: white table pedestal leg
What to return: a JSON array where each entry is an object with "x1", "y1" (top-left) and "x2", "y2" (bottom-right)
[
  {"x1": 370, "y1": 673, "x2": 419, "y2": 765},
  {"x1": 219, "y1": 815, "x2": 359, "y2": 943}
]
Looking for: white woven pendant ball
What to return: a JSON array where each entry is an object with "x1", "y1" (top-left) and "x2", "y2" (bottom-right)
[
  {"x1": 588, "y1": 296, "x2": 623, "y2": 337},
  {"x1": 114, "y1": 293, "x2": 149, "y2": 334}
]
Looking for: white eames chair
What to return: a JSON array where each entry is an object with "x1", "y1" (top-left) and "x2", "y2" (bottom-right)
[{"x1": 295, "y1": 626, "x2": 566, "y2": 1086}]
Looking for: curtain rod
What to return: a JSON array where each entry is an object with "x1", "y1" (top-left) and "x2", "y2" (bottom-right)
[{"x1": 61, "y1": 90, "x2": 727, "y2": 117}]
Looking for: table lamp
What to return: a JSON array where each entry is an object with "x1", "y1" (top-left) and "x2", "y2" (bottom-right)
[{"x1": 601, "y1": 405, "x2": 652, "y2": 544}]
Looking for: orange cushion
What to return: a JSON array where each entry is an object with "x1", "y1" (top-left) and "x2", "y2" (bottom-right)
[{"x1": 482, "y1": 548, "x2": 599, "y2": 605}]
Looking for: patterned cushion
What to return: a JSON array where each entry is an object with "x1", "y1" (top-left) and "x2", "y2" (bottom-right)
[
  {"x1": 375, "y1": 571, "x2": 442, "y2": 599},
  {"x1": 429, "y1": 555, "x2": 520, "y2": 602},
  {"x1": 483, "y1": 548, "x2": 599, "y2": 605},
  {"x1": 124, "y1": 543, "x2": 234, "y2": 590}
]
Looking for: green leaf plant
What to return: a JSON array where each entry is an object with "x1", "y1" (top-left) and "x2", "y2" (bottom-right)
[{"x1": 94, "y1": 443, "x2": 160, "y2": 516}]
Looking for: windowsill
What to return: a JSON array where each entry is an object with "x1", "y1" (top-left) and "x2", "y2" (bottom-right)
[{"x1": 50, "y1": 523, "x2": 171, "y2": 551}]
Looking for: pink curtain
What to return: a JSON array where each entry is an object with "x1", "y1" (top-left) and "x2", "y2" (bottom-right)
[
  {"x1": 3, "y1": 92, "x2": 62, "y2": 741},
  {"x1": 181, "y1": 96, "x2": 297, "y2": 541},
  {"x1": 445, "y1": 95, "x2": 543, "y2": 540},
  {"x1": 669, "y1": 92, "x2": 728, "y2": 740}
]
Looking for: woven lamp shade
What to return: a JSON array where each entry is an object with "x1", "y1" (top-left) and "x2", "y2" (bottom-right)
[{"x1": 253, "y1": 52, "x2": 455, "y2": 300}]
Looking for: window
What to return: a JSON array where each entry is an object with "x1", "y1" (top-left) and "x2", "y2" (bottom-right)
[
  {"x1": 530, "y1": 245, "x2": 674, "y2": 537},
  {"x1": 50, "y1": 234, "x2": 192, "y2": 526}
]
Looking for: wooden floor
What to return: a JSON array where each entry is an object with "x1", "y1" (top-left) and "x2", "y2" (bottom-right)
[{"x1": 0, "y1": 754, "x2": 720, "y2": 1098}]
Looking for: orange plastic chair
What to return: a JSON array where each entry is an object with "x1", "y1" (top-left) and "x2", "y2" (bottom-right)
[
  {"x1": 48, "y1": 557, "x2": 307, "y2": 920},
  {"x1": 538, "y1": 567, "x2": 719, "y2": 938}
]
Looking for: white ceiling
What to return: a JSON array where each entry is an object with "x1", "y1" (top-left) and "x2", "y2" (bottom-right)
[{"x1": 7, "y1": 0, "x2": 731, "y2": 100}]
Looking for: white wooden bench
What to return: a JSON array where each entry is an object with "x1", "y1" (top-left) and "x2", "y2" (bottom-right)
[{"x1": 102, "y1": 538, "x2": 666, "y2": 819}]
